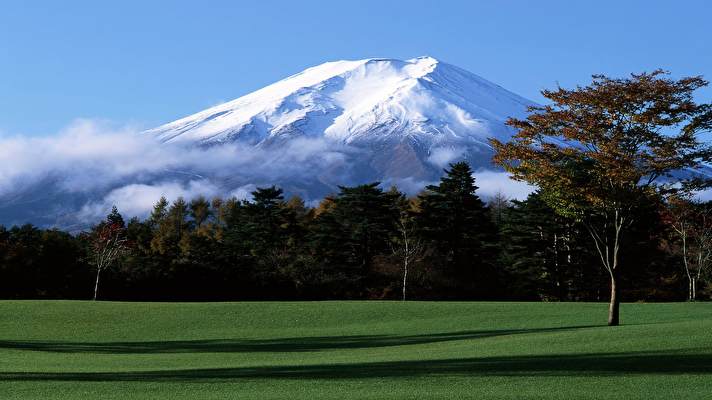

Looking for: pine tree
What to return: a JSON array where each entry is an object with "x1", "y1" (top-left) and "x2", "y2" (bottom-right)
[
  {"x1": 417, "y1": 162, "x2": 498, "y2": 297},
  {"x1": 309, "y1": 183, "x2": 400, "y2": 297},
  {"x1": 189, "y1": 196, "x2": 211, "y2": 230},
  {"x1": 150, "y1": 197, "x2": 189, "y2": 256},
  {"x1": 149, "y1": 196, "x2": 169, "y2": 228},
  {"x1": 106, "y1": 205, "x2": 125, "y2": 228}
]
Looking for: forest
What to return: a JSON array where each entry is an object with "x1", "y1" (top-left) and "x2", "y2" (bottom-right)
[{"x1": 0, "y1": 161, "x2": 709, "y2": 302}]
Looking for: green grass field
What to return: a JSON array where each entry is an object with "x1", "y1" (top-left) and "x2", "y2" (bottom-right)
[{"x1": 1, "y1": 301, "x2": 711, "y2": 399}]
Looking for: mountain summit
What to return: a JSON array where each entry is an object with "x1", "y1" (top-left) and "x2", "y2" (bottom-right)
[
  {"x1": 146, "y1": 57, "x2": 534, "y2": 177},
  {"x1": 147, "y1": 57, "x2": 533, "y2": 145}
]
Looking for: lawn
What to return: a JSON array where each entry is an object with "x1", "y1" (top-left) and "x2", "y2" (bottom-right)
[{"x1": 1, "y1": 301, "x2": 711, "y2": 399}]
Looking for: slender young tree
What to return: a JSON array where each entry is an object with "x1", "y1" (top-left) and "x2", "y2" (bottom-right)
[
  {"x1": 489, "y1": 190, "x2": 511, "y2": 227},
  {"x1": 492, "y1": 71, "x2": 712, "y2": 325},
  {"x1": 90, "y1": 206, "x2": 128, "y2": 300},
  {"x1": 391, "y1": 196, "x2": 424, "y2": 301},
  {"x1": 667, "y1": 197, "x2": 712, "y2": 301}
]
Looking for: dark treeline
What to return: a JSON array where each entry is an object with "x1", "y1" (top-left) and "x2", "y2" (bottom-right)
[{"x1": 0, "y1": 162, "x2": 709, "y2": 302}]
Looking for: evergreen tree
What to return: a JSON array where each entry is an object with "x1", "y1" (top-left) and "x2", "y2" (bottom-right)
[
  {"x1": 216, "y1": 187, "x2": 301, "y2": 297},
  {"x1": 189, "y1": 196, "x2": 211, "y2": 229},
  {"x1": 106, "y1": 205, "x2": 125, "y2": 228},
  {"x1": 417, "y1": 162, "x2": 498, "y2": 297},
  {"x1": 150, "y1": 197, "x2": 189, "y2": 257},
  {"x1": 244, "y1": 187, "x2": 292, "y2": 283},
  {"x1": 149, "y1": 196, "x2": 169, "y2": 228},
  {"x1": 309, "y1": 183, "x2": 400, "y2": 297}
]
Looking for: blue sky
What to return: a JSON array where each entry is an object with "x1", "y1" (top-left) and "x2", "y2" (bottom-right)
[{"x1": 2, "y1": 0, "x2": 710, "y2": 136}]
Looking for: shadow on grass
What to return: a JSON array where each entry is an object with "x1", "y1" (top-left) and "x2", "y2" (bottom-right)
[
  {"x1": 1, "y1": 350, "x2": 711, "y2": 381},
  {"x1": 0, "y1": 325, "x2": 597, "y2": 354}
]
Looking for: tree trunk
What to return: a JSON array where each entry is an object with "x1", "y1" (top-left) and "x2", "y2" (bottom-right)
[
  {"x1": 402, "y1": 257, "x2": 408, "y2": 301},
  {"x1": 692, "y1": 277, "x2": 697, "y2": 301},
  {"x1": 688, "y1": 277, "x2": 694, "y2": 302},
  {"x1": 608, "y1": 273, "x2": 619, "y2": 326},
  {"x1": 93, "y1": 269, "x2": 101, "y2": 301}
]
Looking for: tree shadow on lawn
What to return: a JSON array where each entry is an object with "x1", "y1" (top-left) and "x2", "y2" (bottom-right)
[
  {"x1": 1, "y1": 350, "x2": 711, "y2": 382},
  {"x1": 0, "y1": 325, "x2": 599, "y2": 354}
]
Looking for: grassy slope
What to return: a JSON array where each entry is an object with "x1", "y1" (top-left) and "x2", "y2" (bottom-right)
[{"x1": 1, "y1": 301, "x2": 711, "y2": 399}]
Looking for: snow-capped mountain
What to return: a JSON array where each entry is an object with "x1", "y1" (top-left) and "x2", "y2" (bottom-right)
[
  {"x1": 0, "y1": 57, "x2": 537, "y2": 228},
  {"x1": 146, "y1": 56, "x2": 534, "y2": 178}
]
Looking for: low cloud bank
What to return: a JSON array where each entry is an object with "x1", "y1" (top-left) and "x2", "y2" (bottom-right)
[
  {"x1": 0, "y1": 119, "x2": 533, "y2": 225},
  {"x1": 0, "y1": 120, "x2": 355, "y2": 222}
]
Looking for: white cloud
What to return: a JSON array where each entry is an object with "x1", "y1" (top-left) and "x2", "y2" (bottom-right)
[
  {"x1": 473, "y1": 170, "x2": 536, "y2": 200},
  {"x1": 381, "y1": 177, "x2": 436, "y2": 195},
  {"x1": 0, "y1": 119, "x2": 168, "y2": 194},
  {"x1": 427, "y1": 146, "x2": 465, "y2": 168},
  {"x1": 0, "y1": 119, "x2": 361, "y2": 223},
  {"x1": 229, "y1": 184, "x2": 257, "y2": 201}
]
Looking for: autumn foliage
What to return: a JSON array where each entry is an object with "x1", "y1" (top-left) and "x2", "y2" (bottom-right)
[{"x1": 492, "y1": 70, "x2": 712, "y2": 325}]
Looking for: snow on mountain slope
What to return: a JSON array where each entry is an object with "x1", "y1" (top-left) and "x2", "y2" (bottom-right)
[
  {"x1": 146, "y1": 57, "x2": 535, "y2": 152},
  {"x1": 0, "y1": 57, "x2": 540, "y2": 228}
]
